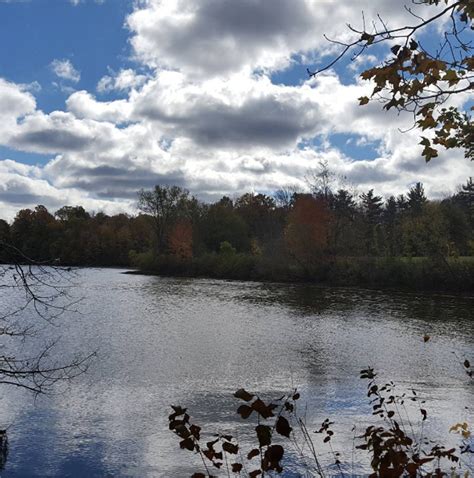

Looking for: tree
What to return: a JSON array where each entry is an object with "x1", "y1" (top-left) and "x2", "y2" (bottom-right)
[
  {"x1": 309, "y1": 0, "x2": 473, "y2": 162},
  {"x1": 235, "y1": 193, "x2": 279, "y2": 246},
  {"x1": 383, "y1": 196, "x2": 400, "y2": 256},
  {"x1": 285, "y1": 194, "x2": 332, "y2": 271},
  {"x1": 360, "y1": 189, "x2": 384, "y2": 255},
  {"x1": 407, "y1": 182, "x2": 428, "y2": 215},
  {"x1": 137, "y1": 185, "x2": 195, "y2": 254},
  {"x1": 330, "y1": 189, "x2": 359, "y2": 255},
  {"x1": 0, "y1": 241, "x2": 93, "y2": 395},
  {"x1": 457, "y1": 176, "x2": 474, "y2": 224},
  {"x1": 305, "y1": 160, "x2": 336, "y2": 200},
  {"x1": 200, "y1": 199, "x2": 250, "y2": 253},
  {"x1": 168, "y1": 219, "x2": 193, "y2": 260}
]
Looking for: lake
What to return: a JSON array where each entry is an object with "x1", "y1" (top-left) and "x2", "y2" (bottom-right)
[{"x1": 0, "y1": 268, "x2": 472, "y2": 477}]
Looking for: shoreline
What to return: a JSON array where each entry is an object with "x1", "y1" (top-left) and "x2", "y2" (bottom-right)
[{"x1": 122, "y1": 267, "x2": 474, "y2": 298}]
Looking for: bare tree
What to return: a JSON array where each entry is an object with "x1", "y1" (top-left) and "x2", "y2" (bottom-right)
[{"x1": 0, "y1": 240, "x2": 94, "y2": 396}]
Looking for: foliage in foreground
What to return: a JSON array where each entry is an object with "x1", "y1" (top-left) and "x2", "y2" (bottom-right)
[{"x1": 169, "y1": 364, "x2": 473, "y2": 477}]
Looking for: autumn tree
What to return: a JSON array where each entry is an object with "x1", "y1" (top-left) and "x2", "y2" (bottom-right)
[
  {"x1": 309, "y1": 0, "x2": 473, "y2": 162},
  {"x1": 285, "y1": 194, "x2": 332, "y2": 272},
  {"x1": 168, "y1": 219, "x2": 193, "y2": 260}
]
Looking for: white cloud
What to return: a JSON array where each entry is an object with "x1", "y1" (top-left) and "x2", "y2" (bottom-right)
[
  {"x1": 97, "y1": 68, "x2": 149, "y2": 93},
  {"x1": 50, "y1": 59, "x2": 81, "y2": 83},
  {"x1": 0, "y1": 1, "x2": 470, "y2": 216},
  {"x1": 126, "y1": 0, "x2": 416, "y2": 77}
]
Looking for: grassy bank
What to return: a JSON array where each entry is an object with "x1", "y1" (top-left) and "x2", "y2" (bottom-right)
[{"x1": 129, "y1": 251, "x2": 474, "y2": 292}]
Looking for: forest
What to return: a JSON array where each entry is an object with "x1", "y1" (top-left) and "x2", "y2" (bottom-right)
[{"x1": 1, "y1": 172, "x2": 473, "y2": 292}]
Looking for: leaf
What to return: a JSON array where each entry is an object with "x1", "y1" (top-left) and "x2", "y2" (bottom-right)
[
  {"x1": 190, "y1": 424, "x2": 201, "y2": 439},
  {"x1": 463, "y1": 360, "x2": 470, "y2": 369},
  {"x1": 276, "y1": 416, "x2": 292, "y2": 438},
  {"x1": 203, "y1": 449, "x2": 214, "y2": 461},
  {"x1": 361, "y1": 32, "x2": 375, "y2": 44},
  {"x1": 387, "y1": 410, "x2": 395, "y2": 418},
  {"x1": 323, "y1": 435, "x2": 331, "y2": 443},
  {"x1": 231, "y1": 463, "x2": 243, "y2": 472},
  {"x1": 222, "y1": 441, "x2": 239, "y2": 454},
  {"x1": 443, "y1": 69, "x2": 459, "y2": 86},
  {"x1": 237, "y1": 404, "x2": 253, "y2": 419},
  {"x1": 421, "y1": 409, "x2": 427, "y2": 421},
  {"x1": 391, "y1": 45, "x2": 401, "y2": 55},
  {"x1": 179, "y1": 437, "x2": 195, "y2": 451},
  {"x1": 247, "y1": 448, "x2": 260, "y2": 460},
  {"x1": 251, "y1": 398, "x2": 274, "y2": 418},
  {"x1": 234, "y1": 388, "x2": 254, "y2": 402},
  {"x1": 359, "y1": 96, "x2": 370, "y2": 105},
  {"x1": 249, "y1": 470, "x2": 262, "y2": 478},
  {"x1": 423, "y1": 334, "x2": 430, "y2": 342},
  {"x1": 264, "y1": 444, "x2": 284, "y2": 465},
  {"x1": 256, "y1": 424, "x2": 272, "y2": 447},
  {"x1": 292, "y1": 392, "x2": 300, "y2": 400},
  {"x1": 206, "y1": 438, "x2": 219, "y2": 450}
]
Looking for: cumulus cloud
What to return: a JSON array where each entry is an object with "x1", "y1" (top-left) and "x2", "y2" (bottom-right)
[
  {"x1": 131, "y1": 71, "x2": 324, "y2": 150},
  {"x1": 0, "y1": 159, "x2": 132, "y2": 221},
  {"x1": 50, "y1": 59, "x2": 81, "y2": 83},
  {"x1": 126, "y1": 0, "x2": 416, "y2": 77},
  {"x1": 97, "y1": 69, "x2": 149, "y2": 93},
  {"x1": 0, "y1": 0, "x2": 469, "y2": 217}
]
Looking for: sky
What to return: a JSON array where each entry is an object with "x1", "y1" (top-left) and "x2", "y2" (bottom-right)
[{"x1": 0, "y1": 0, "x2": 472, "y2": 220}]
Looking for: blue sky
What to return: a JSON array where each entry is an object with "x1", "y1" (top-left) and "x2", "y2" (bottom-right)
[
  {"x1": 0, "y1": 0, "x2": 136, "y2": 169},
  {"x1": 0, "y1": 0, "x2": 133, "y2": 112},
  {"x1": 0, "y1": 0, "x2": 471, "y2": 219}
]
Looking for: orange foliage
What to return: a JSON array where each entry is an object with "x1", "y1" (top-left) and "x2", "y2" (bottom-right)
[
  {"x1": 168, "y1": 219, "x2": 193, "y2": 259},
  {"x1": 285, "y1": 195, "x2": 332, "y2": 266}
]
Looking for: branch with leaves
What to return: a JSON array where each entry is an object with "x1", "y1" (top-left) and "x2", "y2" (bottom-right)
[{"x1": 309, "y1": 0, "x2": 473, "y2": 162}]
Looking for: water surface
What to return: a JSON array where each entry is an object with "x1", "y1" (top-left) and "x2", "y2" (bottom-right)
[{"x1": 0, "y1": 269, "x2": 472, "y2": 476}]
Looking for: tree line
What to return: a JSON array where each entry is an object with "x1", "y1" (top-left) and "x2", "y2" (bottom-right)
[{"x1": 1, "y1": 175, "x2": 473, "y2": 290}]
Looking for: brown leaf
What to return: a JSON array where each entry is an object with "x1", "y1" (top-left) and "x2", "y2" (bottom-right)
[
  {"x1": 276, "y1": 416, "x2": 292, "y2": 438},
  {"x1": 234, "y1": 388, "x2": 254, "y2": 402},
  {"x1": 231, "y1": 463, "x2": 243, "y2": 472},
  {"x1": 264, "y1": 444, "x2": 284, "y2": 467},
  {"x1": 237, "y1": 404, "x2": 253, "y2": 419},
  {"x1": 179, "y1": 437, "x2": 195, "y2": 451},
  {"x1": 247, "y1": 448, "x2": 260, "y2": 460},
  {"x1": 252, "y1": 398, "x2": 274, "y2": 418},
  {"x1": 222, "y1": 441, "x2": 239, "y2": 454}
]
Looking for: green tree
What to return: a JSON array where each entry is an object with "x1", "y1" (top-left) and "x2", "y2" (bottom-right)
[
  {"x1": 137, "y1": 185, "x2": 195, "y2": 254},
  {"x1": 200, "y1": 199, "x2": 250, "y2": 253},
  {"x1": 407, "y1": 182, "x2": 427, "y2": 216},
  {"x1": 360, "y1": 189, "x2": 384, "y2": 255}
]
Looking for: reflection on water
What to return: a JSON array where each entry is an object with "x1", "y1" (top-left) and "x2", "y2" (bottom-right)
[{"x1": 0, "y1": 269, "x2": 472, "y2": 476}]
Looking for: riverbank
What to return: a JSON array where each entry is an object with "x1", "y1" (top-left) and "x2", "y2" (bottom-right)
[{"x1": 127, "y1": 253, "x2": 474, "y2": 293}]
